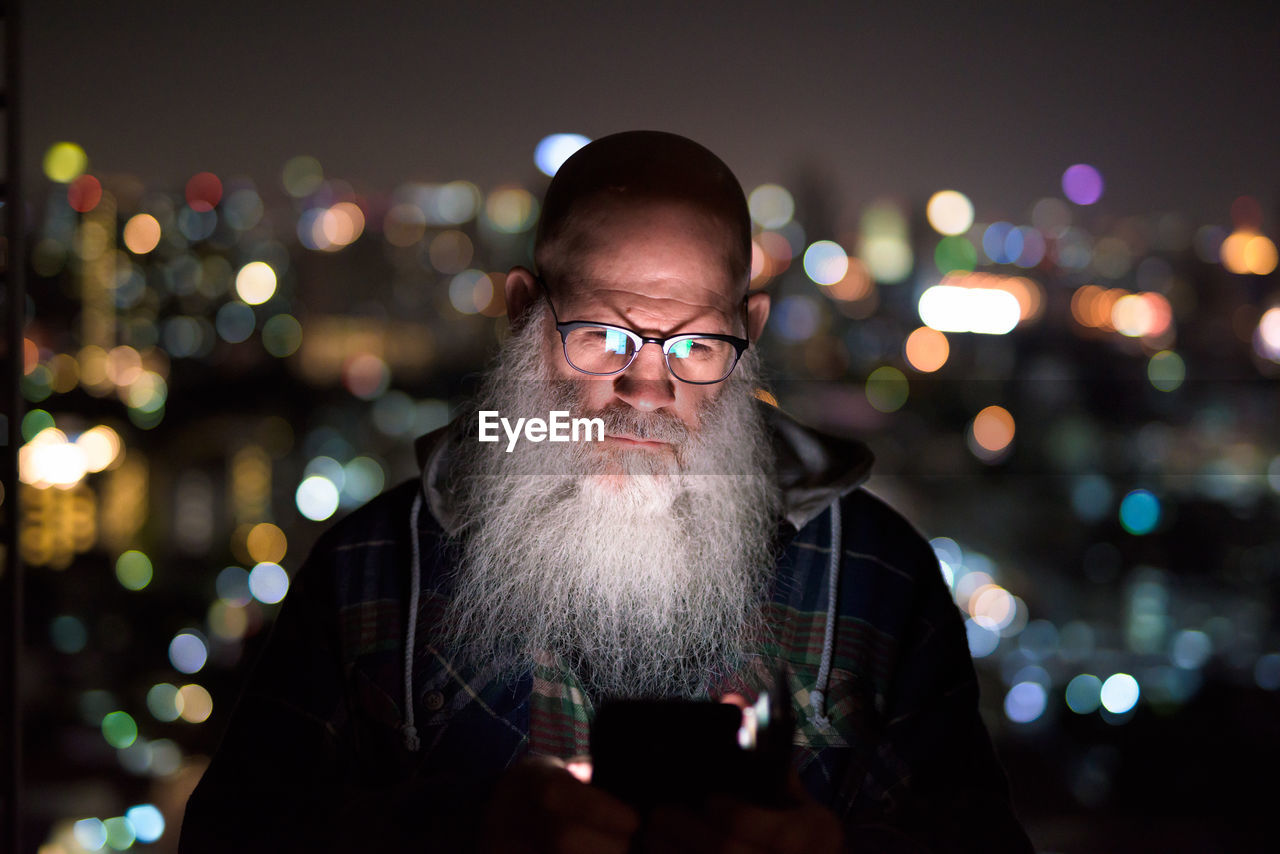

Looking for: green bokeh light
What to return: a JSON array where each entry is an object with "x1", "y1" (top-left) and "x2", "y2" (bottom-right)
[
  {"x1": 115, "y1": 551, "x2": 154, "y2": 591},
  {"x1": 934, "y1": 235, "x2": 978, "y2": 274},
  {"x1": 865, "y1": 366, "x2": 909, "y2": 413},
  {"x1": 101, "y1": 711, "x2": 138, "y2": 749}
]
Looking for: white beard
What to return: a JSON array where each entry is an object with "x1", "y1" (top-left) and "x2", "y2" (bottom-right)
[{"x1": 442, "y1": 301, "x2": 781, "y2": 701}]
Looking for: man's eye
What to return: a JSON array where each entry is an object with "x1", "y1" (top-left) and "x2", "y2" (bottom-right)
[
  {"x1": 602, "y1": 329, "x2": 630, "y2": 354},
  {"x1": 670, "y1": 339, "x2": 714, "y2": 359}
]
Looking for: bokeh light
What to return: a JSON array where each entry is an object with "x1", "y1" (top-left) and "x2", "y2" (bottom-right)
[
  {"x1": 249, "y1": 562, "x2": 289, "y2": 604},
  {"x1": 918, "y1": 284, "x2": 1020, "y2": 334},
  {"x1": 246, "y1": 522, "x2": 287, "y2": 564},
  {"x1": 44, "y1": 142, "x2": 88, "y2": 182},
  {"x1": 297, "y1": 475, "x2": 340, "y2": 521},
  {"x1": 101, "y1": 711, "x2": 137, "y2": 749},
  {"x1": 125, "y1": 805, "x2": 165, "y2": 844},
  {"x1": 1221, "y1": 231, "x2": 1278, "y2": 276},
  {"x1": 971, "y1": 406, "x2": 1015, "y2": 453},
  {"x1": 122, "y1": 214, "x2": 162, "y2": 254},
  {"x1": 341, "y1": 456, "x2": 386, "y2": 506},
  {"x1": 748, "y1": 184, "x2": 795, "y2": 229},
  {"x1": 343, "y1": 352, "x2": 391, "y2": 399},
  {"x1": 216, "y1": 301, "x2": 256, "y2": 343},
  {"x1": 208, "y1": 600, "x2": 249, "y2": 641},
  {"x1": 429, "y1": 230, "x2": 474, "y2": 273},
  {"x1": 1254, "y1": 307, "x2": 1280, "y2": 363},
  {"x1": 1171, "y1": 629, "x2": 1212, "y2": 669},
  {"x1": 114, "y1": 551, "x2": 153, "y2": 591},
  {"x1": 1062, "y1": 163, "x2": 1104, "y2": 205},
  {"x1": 1147, "y1": 350, "x2": 1185, "y2": 391},
  {"x1": 177, "y1": 683, "x2": 213, "y2": 723},
  {"x1": 534, "y1": 133, "x2": 591, "y2": 177},
  {"x1": 858, "y1": 201, "x2": 912, "y2": 283},
  {"x1": 770, "y1": 295, "x2": 820, "y2": 341},
  {"x1": 926, "y1": 190, "x2": 974, "y2": 236},
  {"x1": 1004, "y1": 681, "x2": 1048, "y2": 724},
  {"x1": 1100, "y1": 673, "x2": 1140, "y2": 713},
  {"x1": 384, "y1": 202, "x2": 427, "y2": 246},
  {"x1": 966, "y1": 619, "x2": 1000, "y2": 657},
  {"x1": 50, "y1": 615, "x2": 88, "y2": 654},
  {"x1": 865, "y1": 366, "x2": 908, "y2": 413},
  {"x1": 235, "y1": 261, "x2": 278, "y2": 305},
  {"x1": 168, "y1": 630, "x2": 208, "y2": 674},
  {"x1": 803, "y1": 241, "x2": 850, "y2": 285},
  {"x1": 904, "y1": 327, "x2": 949, "y2": 372},
  {"x1": 1119, "y1": 489, "x2": 1160, "y2": 535},
  {"x1": 1256, "y1": 653, "x2": 1280, "y2": 691},
  {"x1": 103, "y1": 815, "x2": 137, "y2": 850},
  {"x1": 1066, "y1": 674, "x2": 1103, "y2": 714},
  {"x1": 983, "y1": 222, "x2": 1016, "y2": 263},
  {"x1": 215, "y1": 566, "x2": 252, "y2": 606},
  {"x1": 185, "y1": 172, "x2": 223, "y2": 212},
  {"x1": 934, "y1": 236, "x2": 977, "y2": 274},
  {"x1": 68, "y1": 175, "x2": 103, "y2": 213},
  {"x1": 74, "y1": 818, "x2": 107, "y2": 851},
  {"x1": 282, "y1": 155, "x2": 324, "y2": 197},
  {"x1": 485, "y1": 186, "x2": 538, "y2": 233},
  {"x1": 77, "y1": 425, "x2": 122, "y2": 472},
  {"x1": 146, "y1": 683, "x2": 182, "y2": 722},
  {"x1": 1243, "y1": 235, "x2": 1278, "y2": 275},
  {"x1": 262, "y1": 314, "x2": 303, "y2": 358}
]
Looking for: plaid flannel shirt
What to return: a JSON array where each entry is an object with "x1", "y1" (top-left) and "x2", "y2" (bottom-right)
[{"x1": 183, "y1": 420, "x2": 1033, "y2": 853}]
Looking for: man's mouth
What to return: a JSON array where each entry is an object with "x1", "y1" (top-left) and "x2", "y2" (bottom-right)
[{"x1": 604, "y1": 434, "x2": 671, "y2": 450}]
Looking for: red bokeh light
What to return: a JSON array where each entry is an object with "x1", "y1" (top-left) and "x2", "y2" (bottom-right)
[
  {"x1": 67, "y1": 174, "x2": 102, "y2": 213},
  {"x1": 186, "y1": 172, "x2": 223, "y2": 212}
]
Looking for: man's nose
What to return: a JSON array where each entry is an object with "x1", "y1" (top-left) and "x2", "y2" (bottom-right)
[{"x1": 612, "y1": 342, "x2": 675, "y2": 411}]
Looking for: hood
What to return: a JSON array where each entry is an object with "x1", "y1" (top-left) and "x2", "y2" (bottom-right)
[{"x1": 412, "y1": 399, "x2": 874, "y2": 533}]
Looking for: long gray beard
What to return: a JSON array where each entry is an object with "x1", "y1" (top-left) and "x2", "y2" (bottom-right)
[{"x1": 442, "y1": 301, "x2": 781, "y2": 701}]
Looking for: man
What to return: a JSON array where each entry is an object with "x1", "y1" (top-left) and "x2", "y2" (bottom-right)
[{"x1": 181, "y1": 131, "x2": 1034, "y2": 853}]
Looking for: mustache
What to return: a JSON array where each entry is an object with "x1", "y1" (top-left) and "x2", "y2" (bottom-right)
[
  {"x1": 595, "y1": 403, "x2": 692, "y2": 444},
  {"x1": 547, "y1": 380, "x2": 694, "y2": 445}
]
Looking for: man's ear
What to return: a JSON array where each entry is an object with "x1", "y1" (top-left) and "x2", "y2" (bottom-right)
[
  {"x1": 746, "y1": 291, "x2": 770, "y2": 341},
  {"x1": 504, "y1": 267, "x2": 542, "y2": 330}
]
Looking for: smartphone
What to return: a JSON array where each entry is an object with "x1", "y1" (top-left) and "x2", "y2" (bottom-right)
[{"x1": 589, "y1": 677, "x2": 794, "y2": 811}]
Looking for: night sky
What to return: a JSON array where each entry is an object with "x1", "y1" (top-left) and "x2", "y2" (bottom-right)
[{"x1": 26, "y1": 0, "x2": 1280, "y2": 225}]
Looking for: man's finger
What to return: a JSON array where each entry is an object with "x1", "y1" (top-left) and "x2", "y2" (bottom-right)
[
  {"x1": 704, "y1": 795, "x2": 844, "y2": 854},
  {"x1": 532, "y1": 769, "x2": 639, "y2": 835},
  {"x1": 549, "y1": 823, "x2": 635, "y2": 854},
  {"x1": 642, "y1": 804, "x2": 762, "y2": 854}
]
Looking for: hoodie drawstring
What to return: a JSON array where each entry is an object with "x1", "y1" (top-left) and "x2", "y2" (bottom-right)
[
  {"x1": 402, "y1": 489, "x2": 424, "y2": 752},
  {"x1": 808, "y1": 498, "x2": 841, "y2": 728}
]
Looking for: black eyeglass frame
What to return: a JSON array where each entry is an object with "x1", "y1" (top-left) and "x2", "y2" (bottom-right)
[{"x1": 538, "y1": 279, "x2": 752, "y2": 386}]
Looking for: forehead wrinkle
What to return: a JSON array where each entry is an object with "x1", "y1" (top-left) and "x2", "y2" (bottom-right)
[{"x1": 561, "y1": 285, "x2": 740, "y2": 336}]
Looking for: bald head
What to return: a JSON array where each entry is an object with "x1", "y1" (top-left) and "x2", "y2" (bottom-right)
[{"x1": 534, "y1": 131, "x2": 752, "y2": 291}]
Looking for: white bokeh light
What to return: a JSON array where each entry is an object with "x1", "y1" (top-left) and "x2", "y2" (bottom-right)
[
  {"x1": 1100, "y1": 673, "x2": 1140, "y2": 714},
  {"x1": 534, "y1": 134, "x2": 591, "y2": 177},
  {"x1": 248, "y1": 562, "x2": 289, "y2": 605},
  {"x1": 296, "y1": 475, "x2": 340, "y2": 521}
]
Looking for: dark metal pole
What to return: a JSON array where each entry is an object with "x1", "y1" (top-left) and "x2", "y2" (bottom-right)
[{"x1": 2, "y1": 1, "x2": 24, "y2": 852}]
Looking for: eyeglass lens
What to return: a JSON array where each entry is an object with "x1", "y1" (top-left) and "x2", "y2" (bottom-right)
[{"x1": 563, "y1": 326, "x2": 737, "y2": 383}]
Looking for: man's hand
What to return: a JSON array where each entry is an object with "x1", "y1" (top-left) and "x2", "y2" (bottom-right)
[
  {"x1": 639, "y1": 776, "x2": 845, "y2": 854},
  {"x1": 481, "y1": 755, "x2": 640, "y2": 854}
]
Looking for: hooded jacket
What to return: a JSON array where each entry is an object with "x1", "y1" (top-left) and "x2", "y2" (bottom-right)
[{"x1": 181, "y1": 404, "x2": 1033, "y2": 853}]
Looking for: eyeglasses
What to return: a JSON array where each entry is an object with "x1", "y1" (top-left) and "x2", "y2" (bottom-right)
[{"x1": 541, "y1": 288, "x2": 750, "y2": 385}]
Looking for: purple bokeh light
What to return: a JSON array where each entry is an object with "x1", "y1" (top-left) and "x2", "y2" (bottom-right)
[{"x1": 1062, "y1": 164, "x2": 1104, "y2": 205}]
